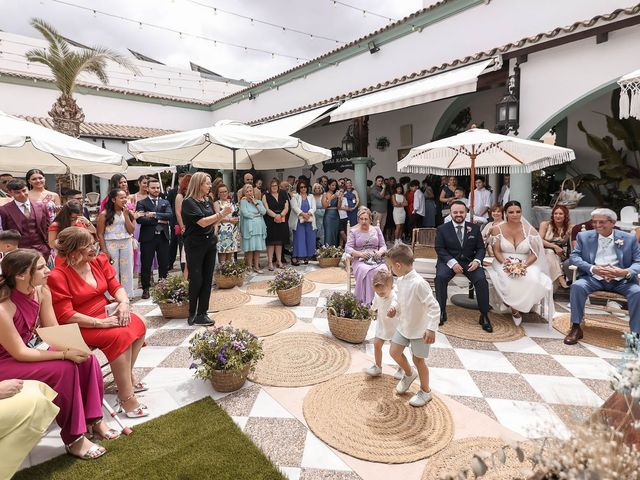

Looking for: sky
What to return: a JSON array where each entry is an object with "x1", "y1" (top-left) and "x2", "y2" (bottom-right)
[{"x1": 0, "y1": 0, "x2": 425, "y2": 83}]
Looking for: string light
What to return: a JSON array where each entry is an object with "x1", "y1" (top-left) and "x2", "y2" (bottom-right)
[{"x1": 330, "y1": 0, "x2": 396, "y2": 22}]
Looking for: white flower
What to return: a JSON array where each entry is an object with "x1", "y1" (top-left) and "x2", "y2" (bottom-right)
[{"x1": 615, "y1": 239, "x2": 625, "y2": 247}]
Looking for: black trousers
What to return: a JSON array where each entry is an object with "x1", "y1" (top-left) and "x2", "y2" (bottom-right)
[
  {"x1": 184, "y1": 234, "x2": 217, "y2": 316},
  {"x1": 435, "y1": 262, "x2": 490, "y2": 315},
  {"x1": 140, "y1": 234, "x2": 170, "y2": 290},
  {"x1": 168, "y1": 226, "x2": 181, "y2": 269}
]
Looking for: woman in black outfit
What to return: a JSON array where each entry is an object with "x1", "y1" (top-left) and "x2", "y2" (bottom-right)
[
  {"x1": 262, "y1": 178, "x2": 290, "y2": 269},
  {"x1": 181, "y1": 172, "x2": 231, "y2": 326}
]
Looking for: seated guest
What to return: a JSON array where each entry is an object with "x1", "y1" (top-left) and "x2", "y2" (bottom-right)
[
  {"x1": 0, "y1": 229, "x2": 20, "y2": 256},
  {"x1": 453, "y1": 186, "x2": 468, "y2": 207},
  {"x1": 0, "y1": 179, "x2": 51, "y2": 261},
  {"x1": 539, "y1": 205, "x2": 572, "y2": 289},
  {"x1": 571, "y1": 219, "x2": 593, "y2": 249},
  {"x1": 0, "y1": 379, "x2": 59, "y2": 478},
  {"x1": 0, "y1": 249, "x2": 116, "y2": 460},
  {"x1": 481, "y1": 205, "x2": 503, "y2": 257},
  {"x1": 345, "y1": 207, "x2": 388, "y2": 305},
  {"x1": 444, "y1": 210, "x2": 488, "y2": 225},
  {"x1": 48, "y1": 227, "x2": 148, "y2": 417},
  {"x1": 566, "y1": 208, "x2": 640, "y2": 344},
  {"x1": 48, "y1": 199, "x2": 97, "y2": 251}
]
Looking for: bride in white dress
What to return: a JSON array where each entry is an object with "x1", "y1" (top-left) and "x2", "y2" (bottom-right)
[{"x1": 487, "y1": 201, "x2": 554, "y2": 325}]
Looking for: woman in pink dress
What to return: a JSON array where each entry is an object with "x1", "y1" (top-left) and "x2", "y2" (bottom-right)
[
  {"x1": 26, "y1": 168, "x2": 61, "y2": 223},
  {"x1": 345, "y1": 207, "x2": 388, "y2": 305},
  {"x1": 0, "y1": 249, "x2": 117, "y2": 459}
]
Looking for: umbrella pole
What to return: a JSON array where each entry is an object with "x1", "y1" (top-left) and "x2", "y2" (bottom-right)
[
  {"x1": 469, "y1": 150, "x2": 476, "y2": 224},
  {"x1": 232, "y1": 148, "x2": 237, "y2": 195}
]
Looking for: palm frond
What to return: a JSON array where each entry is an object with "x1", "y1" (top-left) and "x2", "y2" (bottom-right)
[
  {"x1": 87, "y1": 46, "x2": 140, "y2": 76},
  {"x1": 29, "y1": 18, "x2": 67, "y2": 58},
  {"x1": 24, "y1": 48, "x2": 55, "y2": 70}
]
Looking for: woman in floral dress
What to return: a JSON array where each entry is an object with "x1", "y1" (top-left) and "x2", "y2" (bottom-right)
[{"x1": 213, "y1": 183, "x2": 240, "y2": 264}]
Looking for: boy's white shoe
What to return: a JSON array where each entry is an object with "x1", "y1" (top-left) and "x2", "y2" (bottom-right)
[
  {"x1": 395, "y1": 368, "x2": 418, "y2": 394},
  {"x1": 409, "y1": 389, "x2": 432, "y2": 407},
  {"x1": 364, "y1": 364, "x2": 382, "y2": 377},
  {"x1": 393, "y1": 367, "x2": 404, "y2": 380}
]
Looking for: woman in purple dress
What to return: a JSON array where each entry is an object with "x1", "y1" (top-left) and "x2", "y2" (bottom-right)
[
  {"x1": 345, "y1": 207, "x2": 388, "y2": 305},
  {"x1": 0, "y1": 249, "x2": 116, "y2": 460},
  {"x1": 290, "y1": 180, "x2": 317, "y2": 265}
]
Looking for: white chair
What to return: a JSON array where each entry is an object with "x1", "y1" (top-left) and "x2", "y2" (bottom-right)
[{"x1": 85, "y1": 192, "x2": 100, "y2": 206}]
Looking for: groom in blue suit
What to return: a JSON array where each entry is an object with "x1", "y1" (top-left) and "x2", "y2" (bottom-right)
[{"x1": 567, "y1": 208, "x2": 640, "y2": 344}]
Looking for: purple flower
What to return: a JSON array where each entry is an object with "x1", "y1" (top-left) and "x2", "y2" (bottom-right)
[
  {"x1": 189, "y1": 362, "x2": 197, "y2": 369},
  {"x1": 232, "y1": 340, "x2": 245, "y2": 351}
]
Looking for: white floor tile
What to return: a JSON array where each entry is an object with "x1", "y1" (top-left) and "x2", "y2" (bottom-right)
[
  {"x1": 301, "y1": 431, "x2": 352, "y2": 471},
  {"x1": 159, "y1": 319, "x2": 191, "y2": 329},
  {"x1": 145, "y1": 306, "x2": 162, "y2": 317},
  {"x1": 486, "y1": 398, "x2": 571, "y2": 439},
  {"x1": 581, "y1": 343, "x2": 624, "y2": 359},
  {"x1": 249, "y1": 390, "x2": 294, "y2": 418},
  {"x1": 280, "y1": 467, "x2": 302, "y2": 480},
  {"x1": 551, "y1": 355, "x2": 616, "y2": 380},
  {"x1": 455, "y1": 348, "x2": 519, "y2": 373},
  {"x1": 134, "y1": 346, "x2": 175, "y2": 368},
  {"x1": 522, "y1": 374, "x2": 604, "y2": 407},
  {"x1": 138, "y1": 367, "x2": 221, "y2": 405},
  {"x1": 28, "y1": 434, "x2": 65, "y2": 467},
  {"x1": 316, "y1": 297, "x2": 327, "y2": 307},
  {"x1": 365, "y1": 342, "x2": 413, "y2": 367},
  {"x1": 311, "y1": 317, "x2": 330, "y2": 334},
  {"x1": 429, "y1": 368, "x2": 483, "y2": 397},
  {"x1": 433, "y1": 331, "x2": 452, "y2": 349},
  {"x1": 232, "y1": 415, "x2": 249, "y2": 431},
  {"x1": 494, "y1": 336, "x2": 548, "y2": 355},
  {"x1": 290, "y1": 306, "x2": 317, "y2": 318},
  {"x1": 522, "y1": 323, "x2": 565, "y2": 339}
]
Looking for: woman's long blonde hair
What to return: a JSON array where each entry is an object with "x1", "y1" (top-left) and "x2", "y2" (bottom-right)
[{"x1": 185, "y1": 172, "x2": 211, "y2": 200}]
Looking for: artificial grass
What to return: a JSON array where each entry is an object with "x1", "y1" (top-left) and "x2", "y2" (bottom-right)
[{"x1": 15, "y1": 397, "x2": 286, "y2": 480}]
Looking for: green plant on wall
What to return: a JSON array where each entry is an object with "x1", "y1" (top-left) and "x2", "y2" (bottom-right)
[{"x1": 573, "y1": 89, "x2": 640, "y2": 212}]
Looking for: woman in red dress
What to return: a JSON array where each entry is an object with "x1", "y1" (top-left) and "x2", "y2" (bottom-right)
[{"x1": 48, "y1": 227, "x2": 148, "y2": 418}]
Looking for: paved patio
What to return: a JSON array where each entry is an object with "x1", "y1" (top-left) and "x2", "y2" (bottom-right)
[{"x1": 19, "y1": 263, "x2": 622, "y2": 480}]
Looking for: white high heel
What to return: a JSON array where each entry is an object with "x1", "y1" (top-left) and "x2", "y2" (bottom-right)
[
  {"x1": 511, "y1": 311, "x2": 522, "y2": 326},
  {"x1": 115, "y1": 394, "x2": 149, "y2": 418}
]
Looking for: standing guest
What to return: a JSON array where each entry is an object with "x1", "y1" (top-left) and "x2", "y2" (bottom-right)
[
  {"x1": 539, "y1": 205, "x2": 572, "y2": 289},
  {"x1": 439, "y1": 176, "x2": 457, "y2": 218},
  {"x1": 99, "y1": 174, "x2": 129, "y2": 212},
  {"x1": 48, "y1": 227, "x2": 148, "y2": 418},
  {"x1": 213, "y1": 183, "x2": 240, "y2": 264},
  {"x1": 290, "y1": 180, "x2": 316, "y2": 265},
  {"x1": 174, "y1": 174, "x2": 192, "y2": 277},
  {"x1": 26, "y1": 168, "x2": 61, "y2": 222},
  {"x1": 497, "y1": 174, "x2": 510, "y2": 206},
  {"x1": 166, "y1": 172, "x2": 185, "y2": 270},
  {"x1": 345, "y1": 208, "x2": 388, "y2": 305},
  {"x1": 0, "y1": 179, "x2": 51, "y2": 261},
  {"x1": 386, "y1": 243, "x2": 440, "y2": 407},
  {"x1": 344, "y1": 179, "x2": 360, "y2": 227},
  {"x1": 0, "y1": 173, "x2": 13, "y2": 198},
  {"x1": 370, "y1": 176, "x2": 389, "y2": 233},
  {"x1": 48, "y1": 199, "x2": 96, "y2": 252},
  {"x1": 237, "y1": 172, "x2": 260, "y2": 202},
  {"x1": 405, "y1": 180, "x2": 415, "y2": 237},
  {"x1": 385, "y1": 177, "x2": 398, "y2": 240},
  {"x1": 287, "y1": 175, "x2": 297, "y2": 193},
  {"x1": 338, "y1": 192, "x2": 350, "y2": 248},
  {"x1": 322, "y1": 179, "x2": 341, "y2": 246},
  {"x1": 130, "y1": 175, "x2": 150, "y2": 279},
  {"x1": 566, "y1": 208, "x2": 640, "y2": 344},
  {"x1": 472, "y1": 176, "x2": 492, "y2": 220},
  {"x1": 181, "y1": 173, "x2": 231, "y2": 326},
  {"x1": 97, "y1": 189, "x2": 136, "y2": 298},
  {"x1": 318, "y1": 175, "x2": 329, "y2": 192},
  {"x1": 453, "y1": 186, "x2": 468, "y2": 206},
  {"x1": 338, "y1": 178, "x2": 346, "y2": 191},
  {"x1": 240, "y1": 184, "x2": 267, "y2": 273},
  {"x1": 62, "y1": 188, "x2": 91, "y2": 218},
  {"x1": 409, "y1": 180, "x2": 425, "y2": 231},
  {"x1": 481, "y1": 204, "x2": 504, "y2": 257},
  {"x1": 263, "y1": 178, "x2": 290, "y2": 269},
  {"x1": 391, "y1": 184, "x2": 407, "y2": 245},
  {"x1": 0, "y1": 249, "x2": 115, "y2": 460},
  {"x1": 422, "y1": 179, "x2": 437, "y2": 228},
  {"x1": 254, "y1": 178, "x2": 264, "y2": 196},
  {"x1": 210, "y1": 177, "x2": 223, "y2": 203},
  {"x1": 312, "y1": 183, "x2": 325, "y2": 248},
  {"x1": 136, "y1": 178, "x2": 172, "y2": 300}
]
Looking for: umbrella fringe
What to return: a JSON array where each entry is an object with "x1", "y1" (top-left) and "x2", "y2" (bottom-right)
[{"x1": 398, "y1": 150, "x2": 573, "y2": 175}]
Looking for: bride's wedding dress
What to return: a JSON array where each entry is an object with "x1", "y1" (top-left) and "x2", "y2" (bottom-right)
[{"x1": 487, "y1": 225, "x2": 555, "y2": 323}]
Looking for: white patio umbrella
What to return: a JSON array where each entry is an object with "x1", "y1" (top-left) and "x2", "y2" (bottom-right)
[
  {"x1": 398, "y1": 127, "x2": 575, "y2": 217},
  {"x1": 127, "y1": 120, "x2": 331, "y2": 191},
  {"x1": 0, "y1": 111, "x2": 125, "y2": 174}
]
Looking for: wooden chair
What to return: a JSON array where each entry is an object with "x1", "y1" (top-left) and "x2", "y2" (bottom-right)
[
  {"x1": 411, "y1": 228, "x2": 437, "y2": 259},
  {"x1": 568, "y1": 265, "x2": 629, "y2": 315}
]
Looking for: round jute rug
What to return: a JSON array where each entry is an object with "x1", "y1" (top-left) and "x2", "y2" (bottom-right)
[
  {"x1": 304, "y1": 267, "x2": 349, "y2": 284},
  {"x1": 208, "y1": 289, "x2": 251, "y2": 312},
  {"x1": 554, "y1": 314, "x2": 628, "y2": 350},
  {"x1": 303, "y1": 373, "x2": 454, "y2": 463},
  {"x1": 422, "y1": 437, "x2": 534, "y2": 480},
  {"x1": 440, "y1": 305, "x2": 524, "y2": 342},
  {"x1": 245, "y1": 279, "x2": 315, "y2": 297},
  {"x1": 213, "y1": 306, "x2": 296, "y2": 337},
  {"x1": 248, "y1": 332, "x2": 351, "y2": 387}
]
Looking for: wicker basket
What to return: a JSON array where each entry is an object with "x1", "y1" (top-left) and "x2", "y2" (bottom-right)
[
  {"x1": 327, "y1": 309, "x2": 372, "y2": 344},
  {"x1": 215, "y1": 273, "x2": 243, "y2": 289},
  {"x1": 276, "y1": 284, "x2": 303, "y2": 306},
  {"x1": 209, "y1": 364, "x2": 251, "y2": 392},
  {"x1": 318, "y1": 257, "x2": 340, "y2": 268},
  {"x1": 158, "y1": 302, "x2": 189, "y2": 319},
  {"x1": 553, "y1": 178, "x2": 580, "y2": 210}
]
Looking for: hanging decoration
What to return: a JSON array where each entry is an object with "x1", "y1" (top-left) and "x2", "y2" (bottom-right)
[{"x1": 618, "y1": 68, "x2": 640, "y2": 120}]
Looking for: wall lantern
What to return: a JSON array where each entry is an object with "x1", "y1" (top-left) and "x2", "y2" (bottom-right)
[
  {"x1": 341, "y1": 124, "x2": 357, "y2": 156},
  {"x1": 495, "y1": 64, "x2": 520, "y2": 135}
]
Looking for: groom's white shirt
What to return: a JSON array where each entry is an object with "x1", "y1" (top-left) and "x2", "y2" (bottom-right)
[{"x1": 445, "y1": 220, "x2": 481, "y2": 270}]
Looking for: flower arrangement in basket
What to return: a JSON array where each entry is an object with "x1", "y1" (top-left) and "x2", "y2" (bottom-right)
[
  {"x1": 326, "y1": 291, "x2": 375, "y2": 344},
  {"x1": 267, "y1": 267, "x2": 304, "y2": 306},
  {"x1": 553, "y1": 178, "x2": 584, "y2": 210},
  {"x1": 189, "y1": 325, "x2": 263, "y2": 392},
  {"x1": 503, "y1": 258, "x2": 527, "y2": 279},
  {"x1": 150, "y1": 274, "x2": 189, "y2": 319},
  {"x1": 215, "y1": 260, "x2": 248, "y2": 289},
  {"x1": 316, "y1": 244, "x2": 344, "y2": 268}
]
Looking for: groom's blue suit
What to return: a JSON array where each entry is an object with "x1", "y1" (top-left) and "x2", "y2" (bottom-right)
[{"x1": 570, "y1": 229, "x2": 640, "y2": 333}]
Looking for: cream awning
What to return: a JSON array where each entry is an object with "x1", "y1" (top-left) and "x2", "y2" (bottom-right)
[
  {"x1": 254, "y1": 103, "x2": 338, "y2": 136},
  {"x1": 330, "y1": 59, "x2": 497, "y2": 122}
]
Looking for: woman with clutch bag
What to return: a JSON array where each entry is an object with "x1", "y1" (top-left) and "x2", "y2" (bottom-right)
[
  {"x1": 538, "y1": 205, "x2": 572, "y2": 289},
  {"x1": 289, "y1": 180, "x2": 316, "y2": 265}
]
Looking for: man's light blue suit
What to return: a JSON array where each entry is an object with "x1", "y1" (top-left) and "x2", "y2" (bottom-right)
[{"x1": 570, "y1": 229, "x2": 640, "y2": 333}]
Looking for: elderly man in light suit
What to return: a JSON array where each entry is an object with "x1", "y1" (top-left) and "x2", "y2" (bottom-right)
[{"x1": 566, "y1": 208, "x2": 640, "y2": 344}]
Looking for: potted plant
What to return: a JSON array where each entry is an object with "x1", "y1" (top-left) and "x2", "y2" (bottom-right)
[
  {"x1": 326, "y1": 291, "x2": 375, "y2": 343},
  {"x1": 189, "y1": 325, "x2": 263, "y2": 392},
  {"x1": 267, "y1": 267, "x2": 304, "y2": 306},
  {"x1": 316, "y1": 244, "x2": 344, "y2": 268},
  {"x1": 150, "y1": 274, "x2": 189, "y2": 319},
  {"x1": 215, "y1": 260, "x2": 248, "y2": 289},
  {"x1": 376, "y1": 136, "x2": 390, "y2": 151}
]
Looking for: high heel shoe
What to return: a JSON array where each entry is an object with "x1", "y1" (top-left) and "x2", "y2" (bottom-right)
[
  {"x1": 87, "y1": 419, "x2": 120, "y2": 440},
  {"x1": 511, "y1": 311, "x2": 522, "y2": 326},
  {"x1": 115, "y1": 394, "x2": 149, "y2": 418},
  {"x1": 65, "y1": 435, "x2": 106, "y2": 460}
]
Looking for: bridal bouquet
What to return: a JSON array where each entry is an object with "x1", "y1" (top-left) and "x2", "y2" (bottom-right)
[{"x1": 503, "y1": 258, "x2": 527, "y2": 278}]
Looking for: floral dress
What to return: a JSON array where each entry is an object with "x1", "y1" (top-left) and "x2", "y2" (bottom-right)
[{"x1": 215, "y1": 199, "x2": 241, "y2": 254}]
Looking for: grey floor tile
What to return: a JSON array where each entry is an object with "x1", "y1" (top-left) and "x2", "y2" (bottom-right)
[
  {"x1": 502, "y1": 352, "x2": 572, "y2": 376},
  {"x1": 217, "y1": 384, "x2": 262, "y2": 416},
  {"x1": 580, "y1": 379, "x2": 615, "y2": 401},
  {"x1": 469, "y1": 371, "x2": 543, "y2": 402},
  {"x1": 146, "y1": 329, "x2": 193, "y2": 346},
  {"x1": 158, "y1": 347, "x2": 192, "y2": 368},
  {"x1": 426, "y1": 348, "x2": 463, "y2": 369},
  {"x1": 532, "y1": 338, "x2": 597, "y2": 357},
  {"x1": 449, "y1": 395, "x2": 497, "y2": 420},
  {"x1": 445, "y1": 336, "x2": 498, "y2": 351},
  {"x1": 244, "y1": 417, "x2": 307, "y2": 467},
  {"x1": 300, "y1": 469, "x2": 362, "y2": 480}
]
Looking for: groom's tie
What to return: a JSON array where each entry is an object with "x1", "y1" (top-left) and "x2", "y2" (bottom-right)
[{"x1": 456, "y1": 225, "x2": 463, "y2": 246}]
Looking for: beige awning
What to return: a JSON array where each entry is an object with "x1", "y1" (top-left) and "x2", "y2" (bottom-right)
[{"x1": 254, "y1": 103, "x2": 338, "y2": 136}]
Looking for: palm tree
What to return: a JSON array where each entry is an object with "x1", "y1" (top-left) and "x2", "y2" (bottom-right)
[{"x1": 25, "y1": 18, "x2": 139, "y2": 137}]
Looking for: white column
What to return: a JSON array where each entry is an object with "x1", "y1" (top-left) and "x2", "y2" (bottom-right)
[
  {"x1": 509, "y1": 172, "x2": 532, "y2": 220},
  {"x1": 351, "y1": 157, "x2": 370, "y2": 206},
  {"x1": 488, "y1": 173, "x2": 499, "y2": 205},
  {"x1": 222, "y1": 170, "x2": 232, "y2": 188}
]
